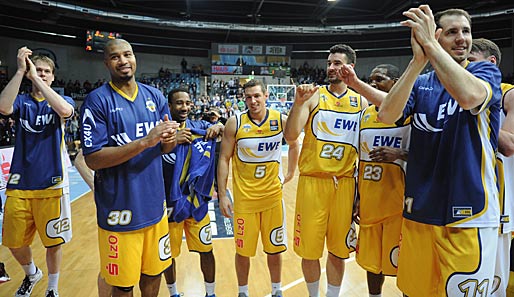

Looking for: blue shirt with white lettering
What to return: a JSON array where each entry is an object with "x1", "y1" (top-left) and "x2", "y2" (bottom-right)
[
  {"x1": 80, "y1": 82, "x2": 170, "y2": 231},
  {"x1": 399, "y1": 61, "x2": 501, "y2": 227},
  {"x1": 8, "y1": 94, "x2": 74, "y2": 194}
]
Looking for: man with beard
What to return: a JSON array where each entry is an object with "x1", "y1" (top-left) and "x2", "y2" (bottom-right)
[
  {"x1": 80, "y1": 39, "x2": 178, "y2": 297},
  {"x1": 284, "y1": 44, "x2": 371, "y2": 297}
]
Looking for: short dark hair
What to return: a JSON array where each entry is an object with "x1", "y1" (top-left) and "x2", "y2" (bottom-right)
[
  {"x1": 373, "y1": 64, "x2": 400, "y2": 80},
  {"x1": 243, "y1": 79, "x2": 266, "y2": 94},
  {"x1": 167, "y1": 87, "x2": 189, "y2": 104},
  {"x1": 329, "y1": 44, "x2": 356, "y2": 64},
  {"x1": 471, "y1": 38, "x2": 501, "y2": 66},
  {"x1": 434, "y1": 8, "x2": 471, "y2": 29}
]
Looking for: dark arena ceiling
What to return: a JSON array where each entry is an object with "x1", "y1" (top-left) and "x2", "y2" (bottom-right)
[{"x1": 0, "y1": 0, "x2": 513, "y2": 59}]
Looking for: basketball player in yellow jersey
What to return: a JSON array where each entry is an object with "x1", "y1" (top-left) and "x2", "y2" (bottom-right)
[
  {"x1": 356, "y1": 64, "x2": 410, "y2": 297},
  {"x1": 218, "y1": 79, "x2": 300, "y2": 297},
  {"x1": 284, "y1": 44, "x2": 372, "y2": 297}
]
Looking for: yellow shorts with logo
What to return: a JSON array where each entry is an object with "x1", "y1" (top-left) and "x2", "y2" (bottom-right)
[
  {"x1": 2, "y1": 194, "x2": 72, "y2": 248},
  {"x1": 356, "y1": 214, "x2": 402, "y2": 276},
  {"x1": 98, "y1": 214, "x2": 172, "y2": 287},
  {"x1": 234, "y1": 201, "x2": 287, "y2": 257},
  {"x1": 294, "y1": 175, "x2": 356, "y2": 260},
  {"x1": 168, "y1": 212, "x2": 213, "y2": 258},
  {"x1": 397, "y1": 219, "x2": 497, "y2": 297}
]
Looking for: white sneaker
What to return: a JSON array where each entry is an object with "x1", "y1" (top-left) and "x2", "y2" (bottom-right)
[{"x1": 15, "y1": 268, "x2": 42, "y2": 297}]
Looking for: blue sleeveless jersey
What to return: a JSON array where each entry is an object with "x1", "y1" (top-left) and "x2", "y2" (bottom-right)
[
  {"x1": 400, "y1": 61, "x2": 501, "y2": 227},
  {"x1": 80, "y1": 82, "x2": 170, "y2": 231},
  {"x1": 162, "y1": 119, "x2": 216, "y2": 222},
  {"x1": 7, "y1": 93, "x2": 75, "y2": 197}
]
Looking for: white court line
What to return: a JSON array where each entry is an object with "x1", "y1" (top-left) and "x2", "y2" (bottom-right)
[{"x1": 263, "y1": 257, "x2": 356, "y2": 297}]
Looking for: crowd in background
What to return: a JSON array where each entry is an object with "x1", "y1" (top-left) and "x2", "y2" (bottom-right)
[{"x1": 1, "y1": 62, "x2": 513, "y2": 154}]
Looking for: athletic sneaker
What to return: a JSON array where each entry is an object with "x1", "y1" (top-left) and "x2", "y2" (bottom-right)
[
  {"x1": 170, "y1": 294, "x2": 182, "y2": 297},
  {"x1": 45, "y1": 289, "x2": 59, "y2": 297},
  {"x1": 15, "y1": 268, "x2": 42, "y2": 297},
  {"x1": 238, "y1": 293, "x2": 248, "y2": 297},
  {"x1": 0, "y1": 262, "x2": 10, "y2": 283},
  {"x1": 205, "y1": 294, "x2": 216, "y2": 297},
  {"x1": 272, "y1": 289, "x2": 283, "y2": 297}
]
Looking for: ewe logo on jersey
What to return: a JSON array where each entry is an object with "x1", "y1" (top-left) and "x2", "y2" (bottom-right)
[
  {"x1": 136, "y1": 121, "x2": 161, "y2": 137},
  {"x1": 373, "y1": 136, "x2": 402, "y2": 148},
  {"x1": 237, "y1": 134, "x2": 282, "y2": 163},
  {"x1": 312, "y1": 110, "x2": 359, "y2": 144},
  {"x1": 257, "y1": 141, "x2": 280, "y2": 152},
  {"x1": 35, "y1": 114, "x2": 54, "y2": 125},
  {"x1": 437, "y1": 100, "x2": 463, "y2": 121}
]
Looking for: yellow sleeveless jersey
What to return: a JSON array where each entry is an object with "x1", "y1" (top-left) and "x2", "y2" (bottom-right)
[
  {"x1": 233, "y1": 109, "x2": 284, "y2": 213},
  {"x1": 299, "y1": 85, "x2": 363, "y2": 178},
  {"x1": 358, "y1": 106, "x2": 411, "y2": 224}
]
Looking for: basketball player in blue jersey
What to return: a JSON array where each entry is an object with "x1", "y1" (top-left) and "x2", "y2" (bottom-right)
[
  {"x1": 370, "y1": 5, "x2": 501, "y2": 296},
  {"x1": 218, "y1": 79, "x2": 299, "y2": 297},
  {"x1": 284, "y1": 44, "x2": 372, "y2": 297},
  {"x1": 468, "y1": 38, "x2": 514, "y2": 297},
  {"x1": 0, "y1": 47, "x2": 75, "y2": 297},
  {"x1": 80, "y1": 39, "x2": 178, "y2": 297},
  {"x1": 163, "y1": 87, "x2": 223, "y2": 297}
]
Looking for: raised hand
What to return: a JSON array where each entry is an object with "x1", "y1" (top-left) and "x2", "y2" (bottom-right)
[
  {"x1": 295, "y1": 84, "x2": 319, "y2": 104},
  {"x1": 401, "y1": 5, "x2": 439, "y2": 49},
  {"x1": 160, "y1": 114, "x2": 179, "y2": 144},
  {"x1": 16, "y1": 47, "x2": 32, "y2": 73},
  {"x1": 336, "y1": 64, "x2": 358, "y2": 87}
]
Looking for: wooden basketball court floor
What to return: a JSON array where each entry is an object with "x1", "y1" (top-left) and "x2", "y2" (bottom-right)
[{"x1": 0, "y1": 162, "x2": 402, "y2": 296}]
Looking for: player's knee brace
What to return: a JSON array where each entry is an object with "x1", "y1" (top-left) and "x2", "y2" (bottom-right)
[{"x1": 115, "y1": 286, "x2": 134, "y2": 292}]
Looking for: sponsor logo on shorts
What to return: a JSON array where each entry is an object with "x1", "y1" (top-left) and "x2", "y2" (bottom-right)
[{"x1": 106, "y1": 234, "x2": 120, "y2": 276}]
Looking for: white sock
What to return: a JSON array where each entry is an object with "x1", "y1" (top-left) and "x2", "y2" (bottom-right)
[
  {"x1": 306, "y1": 281, "x2": 320, "y2": 297},
  {"x1": 21, "y1": 262, "x2": 36, "y2": 276},
  {"x1": 47, "y1": 273, "x2": 59, "y2": 290},
  {"x1": 167, "y1": 282, "x2": 178, "y2": 295},
  {"x1": 239, "y1": 284, "x2": 249, "y2": 295},
  {"x1": 326, "y1": 283, "x2": 341, "y2": 297},
  {"x1": 271, "y1": 282, "x2": 281, "y2": 294},
  {"x1": 369, "y1": 294, "x2": 382, "y2": 297},
  {"x1": 205, "y1": 281, "x2": 215, "y2": 295}
]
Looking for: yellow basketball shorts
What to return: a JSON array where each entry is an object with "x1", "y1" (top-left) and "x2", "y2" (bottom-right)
[
  {"x1": 234, "y1": 200, "x2": 287, "y2": 257},
  {"x1": 98, "y1": 213, "x2": 172, "y2": 287},
  {"x1": 168, "y1": 212, "x2": 213, "y2": 258},
  {"x1": 294, "y1": 175, "x2": 356, "y2": 260},
  {"x1": 356, "y1": 214, "x2": 402, "y2": 276},
  {"x1": 2, "y1": 194, "x2": 72, "y2": 248},
  {"x1": 397, "y1": 219, "x2": 497, "y2": 297}
]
